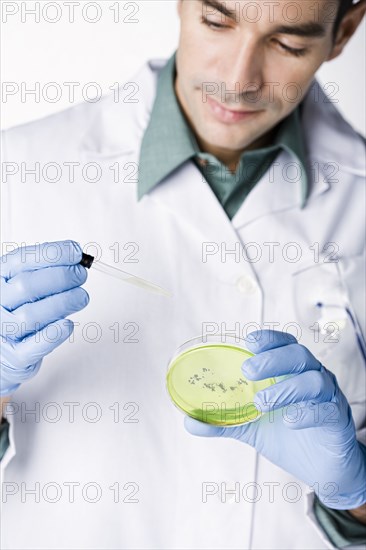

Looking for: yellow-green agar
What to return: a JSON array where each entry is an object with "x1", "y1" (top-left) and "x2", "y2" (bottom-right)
[{"x1": 167, "y1": 343, "x2": 276, "y2": 426}]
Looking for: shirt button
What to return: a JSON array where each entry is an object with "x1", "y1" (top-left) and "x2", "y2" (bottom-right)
[
  {"x1": 197, "y1": 158, "x2": 208, "y2": 167},
  {"x1": 236, "y1": 275, "x2": 257, "y2": 294}
]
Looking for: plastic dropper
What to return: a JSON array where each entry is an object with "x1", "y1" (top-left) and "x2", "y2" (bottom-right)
[{"x1": 79, "y1": 253, "x2": 172, "y2": 298}]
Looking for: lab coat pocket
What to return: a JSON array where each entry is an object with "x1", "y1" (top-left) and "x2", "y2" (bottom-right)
[{"x1": 291, "y1": 253, "x2": 365, "y2": 427}]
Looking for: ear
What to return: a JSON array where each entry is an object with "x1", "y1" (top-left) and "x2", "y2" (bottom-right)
[
  {"x1": 177, "y1": 0, "x2": 183, "y2": 18},
  {"x1": 326, "y1": 0, "x2": 366, "y2": 61}
]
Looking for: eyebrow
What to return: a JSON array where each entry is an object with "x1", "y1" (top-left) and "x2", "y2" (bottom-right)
[
  {"x1": 273, "y1": 22, "x2": 326, "y2": 38},
  {"x1": 199, "y1": 0, "x2": 327, "y2": 38},
  {"x1": 200, "y1": 0, "x2": 238, "y2": 20}
]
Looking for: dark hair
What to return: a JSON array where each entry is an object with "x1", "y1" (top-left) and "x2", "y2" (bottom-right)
[{"x1": 333, "y1": 0, "x2": 356, "y2": 38}]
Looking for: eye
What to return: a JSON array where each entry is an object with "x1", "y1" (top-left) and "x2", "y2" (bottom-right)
[
  {"x1": 273, "y1": 39, "x2": 308, "y2": 57},
  {"x1": 201, "y1": 15, "x2": 229, "y2": 30}
]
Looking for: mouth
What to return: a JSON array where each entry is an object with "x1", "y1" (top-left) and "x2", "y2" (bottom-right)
[{"x1": 206, "y1": 96, "x2": 262, "y2": 124}]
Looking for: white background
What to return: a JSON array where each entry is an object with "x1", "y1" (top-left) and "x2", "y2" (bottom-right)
[{"x1": 1, "y1": 0, "x2": 365, "y2": 134}]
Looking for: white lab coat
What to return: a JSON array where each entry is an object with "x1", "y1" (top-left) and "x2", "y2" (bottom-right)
[{"x1": 1, "y1": 57, "x2": 365, "y2": 550}]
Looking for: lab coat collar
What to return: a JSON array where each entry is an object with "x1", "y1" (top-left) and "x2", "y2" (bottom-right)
[
  {"x1": 79, "y1": 58, "x2": 163, "y2": 159},
  {"x1": 301, "y1": 79, "x2": 365, "y2": 175}
]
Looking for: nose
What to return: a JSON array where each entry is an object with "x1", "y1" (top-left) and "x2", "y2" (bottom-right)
[{"x1": 221, "y1": 36, "x2": 264, "y2": 104}]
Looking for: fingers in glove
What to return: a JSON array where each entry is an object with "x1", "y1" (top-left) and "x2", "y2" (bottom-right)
[
  {"x1": 254, "y1": 368, "x2": 336, "y2": 412},
  {"x1": 0, "y1": 240, "x2": 82, "y2": 280},
  {"x1": 2, "y1": 264, "x2": 88, "y2": 311},
  {"x1": 1, "y1": 319, "x2": 74, "y2": 376},
  {"x1": 184, "y1": 415, "x2": 257, "y2": 445},
  {"x1": 242, "y1": 343, "x2": 322, "y2": 381},
  {"x1": 18, "y1": 318, "x2": 75, "y2": 367},
  {"x1": 244, "y1": 330, "x2": 297, "y2": 354},
  {"x1": 1, "y1": 287, "x2": 89, "y2": 340},
  {"x1": 280, "y1": 386, "x2": 352, "y2": 433}
]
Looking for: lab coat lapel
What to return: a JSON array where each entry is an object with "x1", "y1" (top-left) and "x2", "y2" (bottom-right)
[
  {"x1": 231, "y1": 148, "x2": 305, "y2": 230},
  {"x1": 231, "y1": 146, "x2": 331, "y2": 231},
  {"x1": 146, "y1": 159, "x2": 242, "y2": 246},
  {"x1": 144, "y1": 159, "x2": 264, "y2": 289}
]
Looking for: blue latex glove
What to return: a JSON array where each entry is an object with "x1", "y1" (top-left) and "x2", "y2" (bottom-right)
[
  {"x1": 185, "y1": 330, "x2": 366, "y2": 510},
  {"x1": 1, "y1": 240, "x2": 90, "y2": 397}
]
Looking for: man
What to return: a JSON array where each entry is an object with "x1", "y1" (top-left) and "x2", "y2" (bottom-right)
[{"x1": 1, "y1": 1, "x2": 365, "y2": 548}]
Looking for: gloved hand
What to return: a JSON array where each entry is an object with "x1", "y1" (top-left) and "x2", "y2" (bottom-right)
[
  {"x1": 185, "y1": 330, "x2": 366, "y2": 510},
  {"x1": 1, "y1": 240, "x2": 90, "y2": 397}
]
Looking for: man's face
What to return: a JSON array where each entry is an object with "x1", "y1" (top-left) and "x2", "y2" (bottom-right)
[{"x1": 175, "y1": 0, "x2": 338, "y2": 151}]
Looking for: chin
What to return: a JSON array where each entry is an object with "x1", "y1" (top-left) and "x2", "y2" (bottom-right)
[{"x1": 198, "y1": 125, "x2": 255, "y2": 150}]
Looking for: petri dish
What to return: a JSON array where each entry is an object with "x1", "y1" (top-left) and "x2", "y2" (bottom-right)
[{"x1": 166, "y1": 334, "x2": 276, "y2": 426}]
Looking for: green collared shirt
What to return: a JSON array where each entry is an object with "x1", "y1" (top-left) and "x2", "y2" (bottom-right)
[{"x1": 138, "y1": 50, "x2": 308, "y2": 218}]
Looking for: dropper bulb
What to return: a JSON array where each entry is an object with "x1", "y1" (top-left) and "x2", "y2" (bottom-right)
[{"x1": 80, "y1": 252, "x2": 94, "y2": 269}]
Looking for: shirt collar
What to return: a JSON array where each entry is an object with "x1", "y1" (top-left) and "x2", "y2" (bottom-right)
[
  {"x1": 137, "y1": 51, "x2": 195, "y2": 200},
  {"x1": 138, "y1": 49, "x2": 308, "y2": 206}
]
